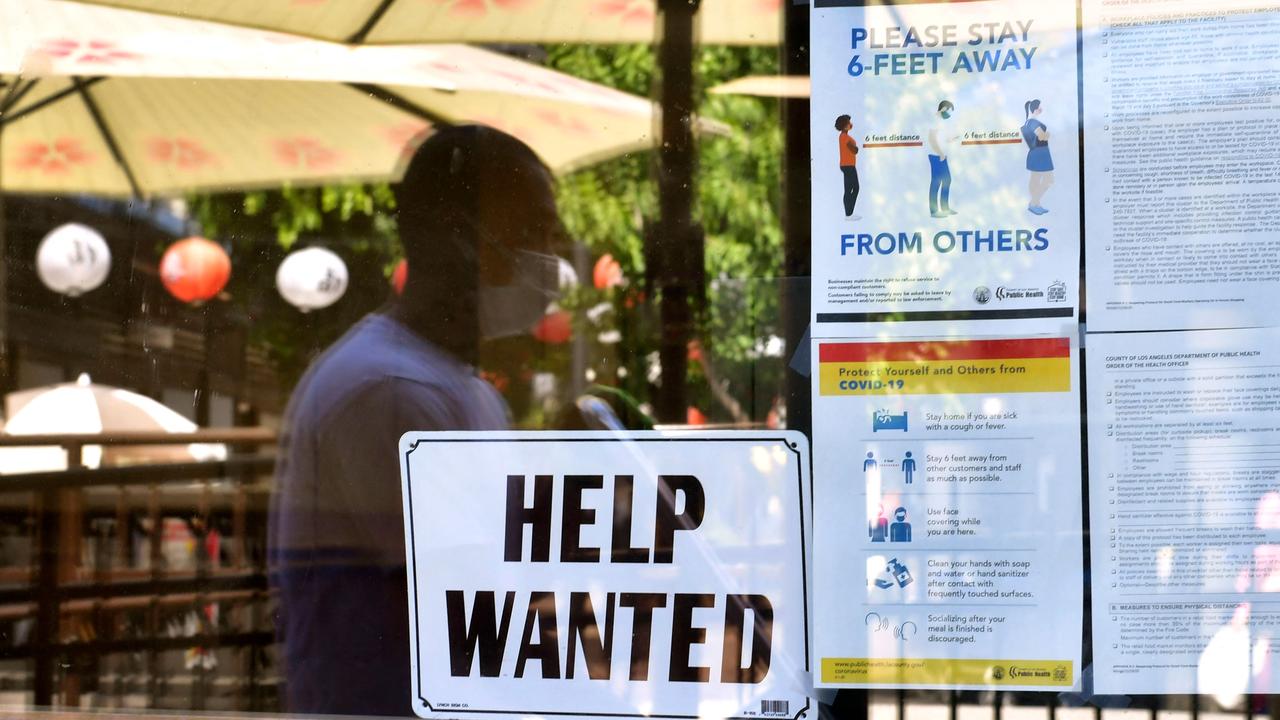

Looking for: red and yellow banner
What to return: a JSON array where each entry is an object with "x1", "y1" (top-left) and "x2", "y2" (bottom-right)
[{"x1": 818, "y1": 338, "x2": 1070, "y2": 396}]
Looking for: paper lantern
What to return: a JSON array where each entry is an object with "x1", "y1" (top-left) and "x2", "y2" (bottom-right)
[
  {"x1": 391, "y1": 258, "x2": 408, "y2": 295},
  {"x1": 593, "y1": 254, "x2": 623, "y2": 289},
  {"x1": 532, "y1": 310, "x2": 572, "y2": 344},
  {"x1": 556, "y1": 257, "x2": 578, "y2": 289},
  {"x1": 36, "y1": 223, "x2": 111, "y2": 297},
  {"x1": 160, "y1": 237, "x2": 231, "y2": 303},
  {"x1": 276, "y1": 247, "x2": 348, "y2": 311}
]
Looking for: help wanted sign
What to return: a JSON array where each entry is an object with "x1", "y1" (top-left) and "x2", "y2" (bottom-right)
[{"x1": 398, "y1": 431, "x2": 813, "y2": 720}]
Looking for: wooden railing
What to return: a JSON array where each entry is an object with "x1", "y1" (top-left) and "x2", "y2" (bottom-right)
[{"x1": 0, "y1": 429, "x2": 277, "y2": 710}]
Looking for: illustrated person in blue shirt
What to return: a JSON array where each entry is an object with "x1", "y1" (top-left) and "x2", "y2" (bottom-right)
[
  {"x1": 890, "y1": 507, "x2": 912, "y2": 542},
  {"x1": 869, "y1": 504, "x2": 889, "y2": 542},
  {"x1": 902, "y1": 451, "x2": 917, "y2": 484},
  {"x1": 927, "y1": 100, "x2": 960, "y2": 218},
  {"x1": 864, "y1": 451, "x2": 878, "y2": 472},
  {"x1": 1022, "y1": 99, "x2": 1054, "y2": 215}
]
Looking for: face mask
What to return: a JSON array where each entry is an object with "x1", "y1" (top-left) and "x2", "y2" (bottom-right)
[
  {"x1": 478, "y1": 250, "x2": 565, "y2": 341},
  {"x1": 941, "y1": 111, "x2": 952, "y2": 120}
]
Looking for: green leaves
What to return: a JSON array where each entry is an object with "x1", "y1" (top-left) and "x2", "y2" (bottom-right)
[
  {"x1": 546, "y1": 43, "x2": 786, "y2": 420},
  {"x1": 191, "y1": 43, "x2": 786, "y2": 422}
]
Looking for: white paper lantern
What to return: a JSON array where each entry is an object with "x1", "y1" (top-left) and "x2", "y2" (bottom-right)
[
  {"x1": 275, "y1": 247, "x2": 348, "y2": 312},
  {"x1": 36, "y1": 223, "x2": 112, "y2": 297}
]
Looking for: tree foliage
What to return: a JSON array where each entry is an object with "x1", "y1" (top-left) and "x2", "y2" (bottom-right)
[{"x1": 192, "y1": 43, "x2": 786, "y2": 423}]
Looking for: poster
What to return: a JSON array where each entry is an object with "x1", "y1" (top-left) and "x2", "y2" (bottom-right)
[
  {"x1": 809, "y1": 0, "x2": 1081, "y2": 337},
  {"x1": 811, "y1": 335, "x2": 1082, "y2": 690},
  {"x1": 1082, "y1": 0, "x2": 1280, "y2": 332},
  {"x1": 398, "y1": 431, "x2": 813, "y2": 720},
  {"x1": 1087, "y1": 328, "x2": 1280, "y2": 694}
]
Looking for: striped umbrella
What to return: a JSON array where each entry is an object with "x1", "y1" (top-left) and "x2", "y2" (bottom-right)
[{"x1": 0, "y1": 374, "x2": 226, "y2": 473}]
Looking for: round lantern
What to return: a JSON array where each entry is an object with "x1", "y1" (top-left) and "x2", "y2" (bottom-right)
[
  {"x1": 36, "y1": 223, "x2": 112, "y2": 297},
  {"x1": 160, "y1": 237, "x2": 231, "y2": 304},
  {"x1": 276, "y1": 247, "x2": 348, "y2": 312},
  {"x1": 532, "y1": 309, "x2": 573, "y2": 344},
  {"x1": 391, "y1": 258, "x2": 408, "y2": 295},
  {"x1": 556, "y1": 257, "x2": 578, "y2": 289}
]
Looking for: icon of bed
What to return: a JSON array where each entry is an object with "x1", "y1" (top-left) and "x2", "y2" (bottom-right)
[{"x1": 873, "y1": 410, "x2": 908, "y2": 432}]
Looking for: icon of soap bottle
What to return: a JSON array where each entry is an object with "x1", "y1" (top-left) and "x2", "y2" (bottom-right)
[{"x1": 887, "y1": 558, "x2": 913, "y2": 588}]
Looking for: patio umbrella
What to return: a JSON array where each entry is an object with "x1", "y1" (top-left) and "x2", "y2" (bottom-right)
[
  {"x1": 62, "y1": 0, "x2": 783, "y2": 46},
  {"x1": 0, "y1": 373, "x2": 226, "y2": 473},
  {"x1": 0, "y1": 0, "x2": 711, "y2": 196},
  {"x1": 709, "y1": 75, "x2": 810, "y2": 99}
]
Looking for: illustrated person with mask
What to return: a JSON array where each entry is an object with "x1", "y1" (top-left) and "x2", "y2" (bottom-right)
[
  {"x1": 927, "y1": 100, "x2": 961, "y2": 218},
  {"x1": 1022, "y1": 99, "x2": 1054, "y2": 215},
  {"x1": 835, "y1": 114, "x2": 860, "y2": 220},
  {"x1": 268, "y1": 126, "x2": 565, "y2": 716}
]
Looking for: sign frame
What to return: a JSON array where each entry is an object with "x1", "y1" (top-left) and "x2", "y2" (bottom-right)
[{"x1": 399, "y1": 430, "x2": 815, "y2": 720}]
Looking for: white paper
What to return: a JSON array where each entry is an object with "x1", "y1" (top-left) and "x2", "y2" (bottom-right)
[
  {"x1": 1088, "y1": 328, "x2": 1280, "y2": 695},
  {"x1": 811, "y1": 333, "x2": 1082, "y2": 690},
  {"x1": 809, "y1": 0, "x2": 1080, "y2": 338},
  {"x1": 1082, "y1": 0, "x2": 1280, "y2": 332},
  {"x1": 398, "y1": 431, "x2": 813, "y2": 720}
]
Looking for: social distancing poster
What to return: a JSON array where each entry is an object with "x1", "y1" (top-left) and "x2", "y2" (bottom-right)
[
  {"x1": 398, "y1": 432, "x2": 813, "y2": 720},
  {"x1": 809, "y1": 0, "x2": 1081, "y2": 337}
]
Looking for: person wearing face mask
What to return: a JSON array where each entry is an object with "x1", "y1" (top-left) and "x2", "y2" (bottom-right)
[
  {"x1": 268, "y1": 126, "x2": 565, "y2": 716},
  {"x1": 927, "y1": 100, "x2": 961, "y2": 218},
  {"x1": 1022, "y1": 99, "x2": 1054, "y2": 215}
]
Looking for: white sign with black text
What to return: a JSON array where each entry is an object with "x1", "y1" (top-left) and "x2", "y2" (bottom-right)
[{"x1": 398, "y1": 431, "x2": 814, "y2": 720}]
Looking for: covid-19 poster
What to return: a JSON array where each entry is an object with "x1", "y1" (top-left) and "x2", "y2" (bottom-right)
[
  {"x1": 809, "y1": 0, "x2": 1081, "y2": 337},
  {"x1": 810, "y1": 335, "x2": 1083, "y2": 690}
]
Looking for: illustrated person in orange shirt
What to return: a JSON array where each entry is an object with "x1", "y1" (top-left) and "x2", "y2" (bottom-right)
[{"x1": 836, "y1": 114, "x2": 860, "y2": 220}]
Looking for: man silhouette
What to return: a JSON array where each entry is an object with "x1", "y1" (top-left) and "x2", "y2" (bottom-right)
[
  {"x1": 902, "y1": 451, "x2": 917, "y2": 484},
  {"x1": 864, "y1": 451, "x2": 878, "y2": 472},
  {"x1": 269, "y1": 126, "x2": 565, "y2": 716}
]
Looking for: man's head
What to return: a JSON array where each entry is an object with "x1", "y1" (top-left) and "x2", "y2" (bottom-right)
[
  {"x1": 938, "y1": 100, "x2": 954, "y2": 119},
  {"x1": 895, "y1": 507, "x2": 907, "y2": 522},
  {"x1": 392, "y1": 126, "x2": 562, "y2": 361},
  {"x1": 835, "y1": 114, "x2": 852, "y2": 132}
]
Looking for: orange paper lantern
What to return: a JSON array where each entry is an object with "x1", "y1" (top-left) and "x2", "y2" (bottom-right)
[
  {"x1": 391, "y1": 258, "x2": 409, "y2": 295},
  {"x1": 160, "y1": 237, "x2": 230, "y2": 303},
  {"x1": 532, "y1": 310, "x2": 572, "y2": 344},
  {"x1": 593, "y1": 254, "x2": 623, "y2": 290}
]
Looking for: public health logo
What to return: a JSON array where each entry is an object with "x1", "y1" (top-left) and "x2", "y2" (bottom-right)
[
  {"x1": 1047, "y1": 280, "x2": 1066, "y2": 303},
  {"x1": 973, "y1": 286, "x2": 991, "y2": 304},
  {"x1": 990, "y1": 666, "x2": 1005, "y2": 680}
]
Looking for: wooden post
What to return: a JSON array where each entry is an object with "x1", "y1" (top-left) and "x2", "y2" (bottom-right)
[{"x1": 654, "y1": 0, "x2": 700, "y2": 423}]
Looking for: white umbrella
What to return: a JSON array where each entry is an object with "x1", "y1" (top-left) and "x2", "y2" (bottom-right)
[
  {"x1": 709, "y1": 75, "x2": 810, "y2": 99},
  {"x1": 61, "y1": 0, "x2": 783, "y2": 46},
  {"x1": 0, "y1": 373, "x2": 226, "y2": 473},
  {"x1": 0, "y1": 0, "x2": 717, "y2": 196}
]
